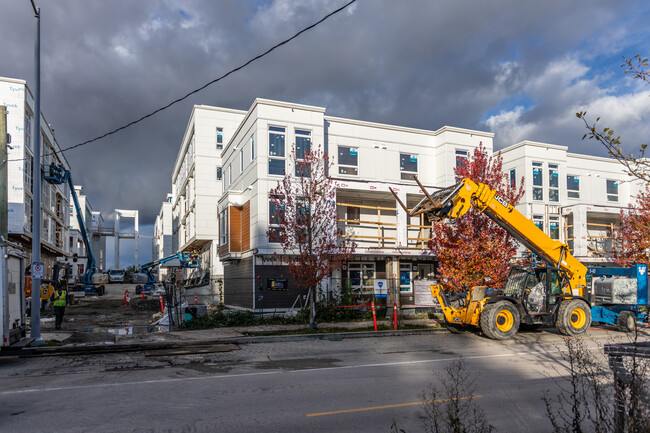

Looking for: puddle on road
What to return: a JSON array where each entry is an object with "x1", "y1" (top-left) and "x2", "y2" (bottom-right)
[{"x1": 77, "y1": 325, "x2": 169, "y2": 335}]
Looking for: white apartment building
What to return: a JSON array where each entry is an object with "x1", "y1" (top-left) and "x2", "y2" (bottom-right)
[
  {"x1": 170, "y1": 105, "x2": 247, "y2": 286},
  {"x1": 1, "y1": 76, "x2": 72, "y2": 278},
  {"x1": 500, "y1": 141, "x2": 643, "y2": 264},
  {"x1": 217, "y1": 98, "x2": 491, "y2": 310},
  {"x1": 91, "y1": 211, "x2": 107, "y2": 271},
  {"x1": 153, "y1": 193, "x2": 173, "y2": 261}
]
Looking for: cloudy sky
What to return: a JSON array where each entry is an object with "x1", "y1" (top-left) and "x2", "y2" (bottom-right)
[{"x1": 2, "y1": 0, "x2": 650, "y2": 266}]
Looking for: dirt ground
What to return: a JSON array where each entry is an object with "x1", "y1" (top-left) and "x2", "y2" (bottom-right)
[{"x1": 41, "y1": 283, "x2": 165, "y2": 343}]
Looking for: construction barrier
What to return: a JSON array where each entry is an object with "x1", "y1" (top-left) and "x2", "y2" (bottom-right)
[
  {"x1": 393, "y1": 302, "x2": 398, "y2": 330},
  {"x1": 195, "y1": 292, "x2": 198, "y2": 306},
  {"x1": 371, "y1": 301, "x2": 377, "y2": 331},
  {"x1": 122, "y1": 290, "x2": 130, "y2": 307},
  {"x1": 159, "y1": 294, "x2": 164, "y2": 312}
]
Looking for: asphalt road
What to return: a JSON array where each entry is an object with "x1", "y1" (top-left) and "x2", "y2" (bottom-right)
[{"x1": 0, "y1": 328, "x2": 647, "y2": 433}]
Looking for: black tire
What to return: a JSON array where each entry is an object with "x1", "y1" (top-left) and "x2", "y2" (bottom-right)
[
  {"x1": 556, "y1": 299, "x2": 591, "y2": 336},
  {"x1": 616, "y1": 311, "x2": 636, "y2": 333},
  {"x1": 480, "y1": 301, "x2": 520, "y2": 340}
]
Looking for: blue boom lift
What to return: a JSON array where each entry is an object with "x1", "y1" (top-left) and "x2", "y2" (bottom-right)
[
  {"x1": 43, "y1": 165, "x2": 105, "y2": 295},
  {"x1": 588, "y1": 264, "x2": 648, "y2": 332},
  {"x1": 136, "y1": 252, "x2": 200, "y2": 294}
]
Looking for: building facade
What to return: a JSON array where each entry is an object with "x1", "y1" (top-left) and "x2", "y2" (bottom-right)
[
  {"x1": 1, "y1": 76, "x2": 72, "y2": 278},
  {"x1": 500, "y1": 141, "x2": 643, "y2": 265},
  {"x1": 216, "y1": 99, "x2": 492, "y2": 310},
  {"x1": 153, "y1": 193, "x2": 173, "y2": 262}
]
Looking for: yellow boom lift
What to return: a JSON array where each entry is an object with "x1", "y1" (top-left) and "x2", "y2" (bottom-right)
[{"x1": 391, "y1": 177, "x2": 591, "y2": 340}]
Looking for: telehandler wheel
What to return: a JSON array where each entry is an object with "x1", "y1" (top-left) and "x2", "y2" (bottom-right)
[
  {"x1": 616, "y1": 311, "x2": 636, "y2": 333},
  {"x1": 556, "y1": 299, "x2": 591, "y2": 336},
  {"x1": 480, "y1": 301, "x2": 520, "y2": 340}
]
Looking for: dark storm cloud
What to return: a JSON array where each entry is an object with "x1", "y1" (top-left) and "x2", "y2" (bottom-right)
[{"x1": 2, "y1": 0, "x2": 649, "y2": 232}]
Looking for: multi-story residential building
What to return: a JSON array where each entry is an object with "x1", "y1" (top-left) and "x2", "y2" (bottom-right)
[
  {"x1": 1, "y1": 76, "x2": 71, "y2": 277},
  {"x1": 153, "y1": 193, "x2": 173, "y2": 262},
  {"x1": 170, "y1": 105, "x2": 246, "y2": 287},
  {"x1": 217, "y1": 98, "x2": 491, "y2": 310},
  {"x1": 500, "y1": 141, "x2": 643, "y2": 264}
]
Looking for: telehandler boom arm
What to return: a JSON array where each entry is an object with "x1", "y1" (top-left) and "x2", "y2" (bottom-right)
[{"x1": 391, "y1": 177, "x2": 587, "y2": 297}]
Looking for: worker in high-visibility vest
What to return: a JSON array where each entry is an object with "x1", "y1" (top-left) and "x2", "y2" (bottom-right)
[{"x1": 52, "y1": 287, "x2": 68, "y2": 330}]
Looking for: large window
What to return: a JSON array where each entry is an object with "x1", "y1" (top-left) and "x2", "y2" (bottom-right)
[
  {"x1": 338, "y1": 146, "x2": 358, "y2": 175},
  {"x1": 295, "y1": 129, "x2": 311, "y2": 177},
  {"x1": 548, "y1": 164, "x2": 559, "y2": 202},
  {"x1": 268, "y1": 196, "x2": 284, "y2": 243},
  {"x1": 219, "y1": 210, "x2": 228, "y2": 246},
  {"x1": 509, "y1": 169, "x2": 516, "y2": 189},
  {"x1": 216, "y1": 127, "x2": 223, "y2": 150},
  {"x1": 399, "y1": 263, "x2": 412, "y2": 292},
  {"x1": 346, "y1": 206, "x2": 360, "y2": 225},
  {"x1": 269, "y1": 126, "x2": 286, "y2": 175},
  {"x1": 549, "y1": 216, "x2": 560, "y2": 240},
  {"x1": 455, "y1": 149, "x2": 468, "y2": 167},
  {"x1": 567, "y1": 175, "x2": 580, "y2": 199},
  {"x1": 251, "y1": 136, "x2": 255, "y2": 161},
  {"x1": 607, "y1": 180, "x2": 618, "y2": 202},
  {"x1": 400, "y1": 153, "x2": 418, "y2": 181},
  {"x1": 348, "y1": 263, "x2": 375, "y2": 293},
  {"x1": 216, "y1": 166, "x2": 222, "y2": 180},
  {"x1": 240, "y1": 149, "x2": 244, "y2": 173},
  {"x1": 24, "y1": 155, "x2": 33, "y2": 194},
  {"x1": 533, "y1": 162, "x2": 543, "y2": 201},
  {"x1": 24, "y1": 109, "x2": 33, "y2": 151}
]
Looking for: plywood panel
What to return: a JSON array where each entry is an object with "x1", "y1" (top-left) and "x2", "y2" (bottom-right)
[
  {"x1": 229, "y1": 206, "x2": 242, "y2": 252},
  {"x1": 242, "y1": 201, "x2": 250, "y2": 251}
]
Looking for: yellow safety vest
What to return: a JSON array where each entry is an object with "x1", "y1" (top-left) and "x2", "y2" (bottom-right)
[{"x1": 53, "y1": 290, "x2": 67, "y2": 307}]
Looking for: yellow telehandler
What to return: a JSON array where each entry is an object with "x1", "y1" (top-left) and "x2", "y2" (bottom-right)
[{"x1": 391, "y1": 177, "x2": 591, "y2": 340}]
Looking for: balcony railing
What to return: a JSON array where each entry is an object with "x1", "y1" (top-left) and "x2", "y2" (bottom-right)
[
  {"x1": 337, "y1": 202, "x2": 433, "y2": 250},
  {"x1": 565, "y1": 221, "x2": 616, "y2": 257}
]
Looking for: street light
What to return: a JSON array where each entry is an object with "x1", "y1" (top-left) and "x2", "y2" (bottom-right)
[{"x1": 29, "y1": 0, "x2": 44, "y2": 344}]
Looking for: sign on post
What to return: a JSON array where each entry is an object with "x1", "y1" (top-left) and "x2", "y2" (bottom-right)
[
  {"x1": 374, "y1": 279, "x2": 388, "y2": 298},
  {"x1": 32, "y1": 262, "x2": 44, "y2": 279}
]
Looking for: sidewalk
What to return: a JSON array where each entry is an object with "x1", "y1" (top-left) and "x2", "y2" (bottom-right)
[{"x1": 3, "y1": 318, "x2": 444, "y2": 357}]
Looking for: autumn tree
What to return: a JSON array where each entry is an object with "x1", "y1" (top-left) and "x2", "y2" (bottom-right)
[
  {"x1": 577, "y1": 54, "x2": 650, "y2": 182},
  {"x1": 429, "y1": 142, "x2": 525, "y2": 291},
  {"x1": 613, "y1": 185, "x2": 650, "y2": 265},
  {"x1": 268, "y1": 148, "x2": 355, "y2": 329}
]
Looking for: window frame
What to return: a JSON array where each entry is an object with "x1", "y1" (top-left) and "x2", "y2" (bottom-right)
[
  {"x1": 548, "y1": 164, "x2": 559, "y2": 202},
  {"x1": 348, "y1": 262, "x2": 375, "y2": 294},
  {"x1": 268, "y1": 126, "x2": 286, "y2": 176},
  {"x1": 219, "y1": 209, "x2": 228, "y2": 246},
  {"x1": 606, "y1": 179, "x2": 619, "y2": 202},
  {"x1": 399, "y1": 153, "x2": 418, "y2": 181},
  {"x1": 295, "y1": 129, "x2": 312, "y2": 177},
  {"x1": 509, "y1": 169, "x2": 516, "y2": 189},
  {"x1": 268, "y1": 195, "x2": 285, "y2": 243},
  {"x1": 532, "y1": 162, "x2": 543, "y2": 201},
  {"x1": 455, "y1": 149, "x2": 468, "y2": 168},
  {"x1": 567, "y1": 175, "x2": 580, "y2": 199},
  {"x1": 338, "y1": 146, "x2": 359, "y2": 176},
  {"x1": 216, "y1": 127, "x2": 223, "y2": 150}
]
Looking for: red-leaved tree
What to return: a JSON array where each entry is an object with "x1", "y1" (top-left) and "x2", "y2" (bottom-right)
[
  {"x1": 429, "y1": 142, "x2": 525, "y2": 291},
  {"x1": 268, "y1": 149, "x2": 355, "y2": 328},
  {"x1": 613, "y1": 186, "x2": 650, "y2": 265}
]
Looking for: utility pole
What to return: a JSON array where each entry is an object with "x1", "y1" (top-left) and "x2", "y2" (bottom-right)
[
  {"x1": 30, "y1": 0, "x2": 44, "y2": 344},
  {"x1": 0, "y1": 106, "x2": 7, "y2": 240}
]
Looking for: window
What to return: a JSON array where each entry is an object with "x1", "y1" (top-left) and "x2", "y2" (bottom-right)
[
  {"x1": 228, "y1": 164, "x2": 232, "y2": 185},
  {"x1": 295, "y1": 129, "x2": 311, "y2": 177},
  {"x1": 216, "y1": 127, "x2": 223, "y2": 150},
  {"x1": 548, "y1": 164, "x2": 559, "y2": 202},
  {"x1": 399, "y1": 263, "x2": 412, "y2": 292},
  {"x1": 567, "y1": 175, "x2": 580, "y2": 199},
  {"x1": 24, "y1": 109, "x2": 33, "y2": 150},
  {"x1": 509, "y1": 169, "x2": 516, "y2": 189},
  {"x1": 251, "y1": 136, "x2": 255, "y2": 161},
  {"x1": 338, "y1": 146, "x2": 358, "y2": 175},
  {"x1": 348, "y1": 263, "x2": 375, "y2": 293},
  {"x1": 533, "y1": 162, "x2": 543, "y2": 201},
  {"x1": 606, "y1": 180, "x2": 618, "y2": 202},
  {"x1": 268, "y1": 196, "x2": 285, "y2": 243},
  {"x1": 533, "y1": 214, "x2": 544, "y2": 232},
  {"x1": 549, "y1": 216, "x2": 560, "y2": 240},
  {"x1": 346, "y1": 206, "x2": 360, "y2": 225},
  {"x1": 400, "y1": 153, "x2": 418, "y2": 181},
  {"x1": 269, "y1": 126, "x2": 286, "y2": 175},
  {"x1": 219, "y1": 210, "x2": 228, "y2": 245},
  {"x1": 216, "y1": 166, "x2": 222, "y2": 181},
  {"x1": 24, "y1": 155, "x2": 33, "y2": 194},
  {"x1": 455, "y1": 149, "x2": 468, "y2": 167},
  {"x1": 240, "y1": 149, "x2": 244, "y2": 173}
]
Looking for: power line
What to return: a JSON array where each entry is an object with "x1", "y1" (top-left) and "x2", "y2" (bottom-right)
[{"x1": 7, "y1": 0, "x2": 357, "y2": 164}]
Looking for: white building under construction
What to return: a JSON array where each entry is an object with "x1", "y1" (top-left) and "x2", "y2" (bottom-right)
[{"x1": 161, "y1": 98, "x2": 643, "y2": 311}]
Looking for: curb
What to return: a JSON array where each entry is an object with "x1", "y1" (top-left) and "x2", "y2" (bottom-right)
[{"x1": 0, "y1": 327, "x2": 446, "y2": 357}]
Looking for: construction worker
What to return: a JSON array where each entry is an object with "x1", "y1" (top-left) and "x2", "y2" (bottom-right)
[{"x1": 52, "y1": 286, "x2": 68, "y2": 330}]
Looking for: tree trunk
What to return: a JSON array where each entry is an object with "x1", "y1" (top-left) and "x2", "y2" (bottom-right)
[{"x1": 309, "y1": 286, "x2": 317, "y2": 330}]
